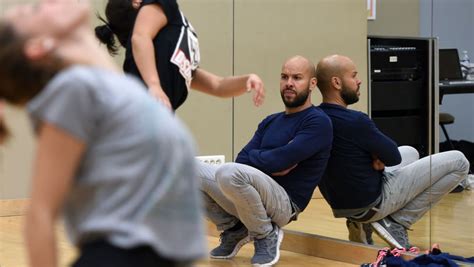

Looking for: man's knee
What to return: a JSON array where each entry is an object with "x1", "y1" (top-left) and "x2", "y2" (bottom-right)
[
  {"x1": 447, "y1": 150, "x2": 470, "y2": 175},
  {"x1": 216, "y1": 163, "x2": 247, "y2": 193},
  {"x1": 399, "y1": 145, "x2": 419, "y2": 160}
]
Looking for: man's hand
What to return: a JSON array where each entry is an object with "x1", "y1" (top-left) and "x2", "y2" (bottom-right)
[
  {"x1": 371, "y1": 154, "x2": 385, "y2": 171},
  {"x1": 272, "y1": 164, "x2": 297, "y2": 176},
  {"x1": 246, "y1": 74, "x2": 265, "y2": 107}
]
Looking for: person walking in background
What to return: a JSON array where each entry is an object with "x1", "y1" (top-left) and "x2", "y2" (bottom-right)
[{"x1": 96, "y1": 0, "x2": 264, "y2": 111}]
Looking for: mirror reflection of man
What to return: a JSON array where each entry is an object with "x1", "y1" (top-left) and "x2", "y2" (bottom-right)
[{"x1": 316, "y1": 54, "x2": 470, "y2": 249}]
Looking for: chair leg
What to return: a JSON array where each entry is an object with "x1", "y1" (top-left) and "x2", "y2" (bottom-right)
[{"x1": 440, "y1": 124, "x2": 455, "y2": 150}]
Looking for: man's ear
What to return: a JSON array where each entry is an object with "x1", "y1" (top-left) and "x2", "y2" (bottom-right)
[
  {"x1": 331, "y1": 76, "x2": 342, "y2": 90},
  {"x1": 24, "y1": 38, "x2": 55, "y2": 61},
  {"x1": 309, "y1": 77, "x2": 317, "y2": 90}
]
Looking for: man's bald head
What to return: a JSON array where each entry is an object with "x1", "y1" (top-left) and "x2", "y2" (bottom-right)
[
  {"x1": 316, "y1": 54, "x2": 361, "y2": 106},
  {"x1": 316, "y1": 54, "x2": 353, "y2": 92},
  {"x1": 282, "y1": 55, "x2": 316, "y2": 78}
]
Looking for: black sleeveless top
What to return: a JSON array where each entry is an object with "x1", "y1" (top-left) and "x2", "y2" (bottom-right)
[{"x1": 123, "y1": 0, "x2": 200, "y2": 110}]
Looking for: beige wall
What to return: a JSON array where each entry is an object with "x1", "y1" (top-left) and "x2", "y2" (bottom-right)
[
  {"x1": 0, "y1": 0, "x2": 118, "y2": 199},
  {"x1": 368, "y1": 0, "x2": 420, "y2": 37},
  {"x1": 0, "y1": 0, "x2": 368, "y2": 198},
  {"x1": 178, "y1": 0, "x2": 368, "y2": 160},
  {"x1": 232, "y1": 0, "x2": 368, "y2": 153},
  {"x1": 0, "y1": 108, "x2": 35, "y2": 199},
  {"x1": 0, "y1": 1, "x2": 38, "y2": 199},
  {"x1": 177, "y1": 0, "x2": 235, "y2": 160}
]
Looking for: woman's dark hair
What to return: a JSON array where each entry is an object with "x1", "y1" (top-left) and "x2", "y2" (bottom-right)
[
  {"x1": 0, "y1": 22, "x2": 64, "y2": 143},
  {"x1": 95, "y1": 0, "x2": 138, "y2": 55},
  {"x1": 0, "y1": 104, "x2": 8, "y2": 143}
]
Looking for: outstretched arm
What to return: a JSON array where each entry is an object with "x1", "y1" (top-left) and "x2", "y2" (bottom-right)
[
  {"x1": 191, "y1": 68, "x2": 265, "y2": 107},
  {"x1": 132, "y1": 4, "x2": 171, "y2": 109},
  {"x1": 25, "y1": 123, "x2": 85, "y2": 267}
]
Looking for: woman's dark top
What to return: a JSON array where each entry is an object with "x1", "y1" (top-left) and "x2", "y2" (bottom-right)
[{"x1": 123, "y1": 0, "x2": 200, "y2": 110}]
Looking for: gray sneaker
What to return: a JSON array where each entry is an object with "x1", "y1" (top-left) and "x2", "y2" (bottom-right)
[
  {"x1": 210, "y1": 226, "x2": 250, "y2": 259},
  {"x1": 251, "y1": 225, "x2": 284, "y2": 266},
  {"x1": 346, "y1": 219, "x2": 374, "y2": 245},
  {"x1": 371, "y1": 217, "x2": 410, "y2": 249}
]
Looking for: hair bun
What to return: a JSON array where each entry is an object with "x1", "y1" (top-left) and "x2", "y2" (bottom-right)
[
  {"x1": 0, "y1": 103, "x2": 9, "y2": 144},
  {"x1": 95, "y1": 24, "x2": 113, "y2": 43},
  {"x1": 94, "y1": 24, "x2": 118, "y2": 55}
]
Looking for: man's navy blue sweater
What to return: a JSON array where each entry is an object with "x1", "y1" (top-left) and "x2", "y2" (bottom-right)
[
  {"x1": 319, "y1": 103, "x2": 401, "y2": 210},
  {"x1": 236, "y1": 106, "x2": 332, "y2": 211}
]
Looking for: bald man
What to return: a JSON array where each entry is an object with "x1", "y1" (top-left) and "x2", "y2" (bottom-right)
[
  {"x1": 316, "y1": 55, "x2": 469, "y2": 249},
  {"x1": 198, "y1": 56, "x2": 332, "y2": 266}
]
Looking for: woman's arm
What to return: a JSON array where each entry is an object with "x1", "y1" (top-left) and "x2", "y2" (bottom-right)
[
  {"x1": 25, "y1": 122, "x2": 85, "y2": 267},
  {"x1": 132, "y1": 4, "x2": 171, "y2": 109},
  {"x1": 191, "y1": 68, "x2": 265, "y2": 107}
]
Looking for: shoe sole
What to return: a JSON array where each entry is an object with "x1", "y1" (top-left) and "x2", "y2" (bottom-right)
[
  {"x1": 209, "y1": 235, "x2": 251, "y2": 259},
  {"x1": 371, "y1": 222, "x2": 404, "y2": 249},
  {"x1": 252, "y1": 229, "x2": 284, "y2": 267}
]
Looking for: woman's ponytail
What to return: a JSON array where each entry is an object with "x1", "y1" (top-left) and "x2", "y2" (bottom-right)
[
  {"x1": 94, "y1": 16, "x2": 119, "y2": 55},
  {"x1": 0, "y1": 103, "x2": 9, "y2": 144}
]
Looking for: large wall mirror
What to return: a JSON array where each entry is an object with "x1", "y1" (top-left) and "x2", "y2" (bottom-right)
[
  {"x1": 367, "y1": 0, "x2": 473, "y2": 257},
  {"x1": 0, "y1": 0, "x2": 472, "y2": 265},
  {"x1": 419, "y1": 0, "x2": 474, "y2": 257}
]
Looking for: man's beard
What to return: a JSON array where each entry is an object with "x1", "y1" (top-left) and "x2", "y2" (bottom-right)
[
  {"x1": 281, "y1": 87, "x2": 310, "y2": 108},
  {"x1": 341, "y1": 84, "x2": 359, "y2": 105}
]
